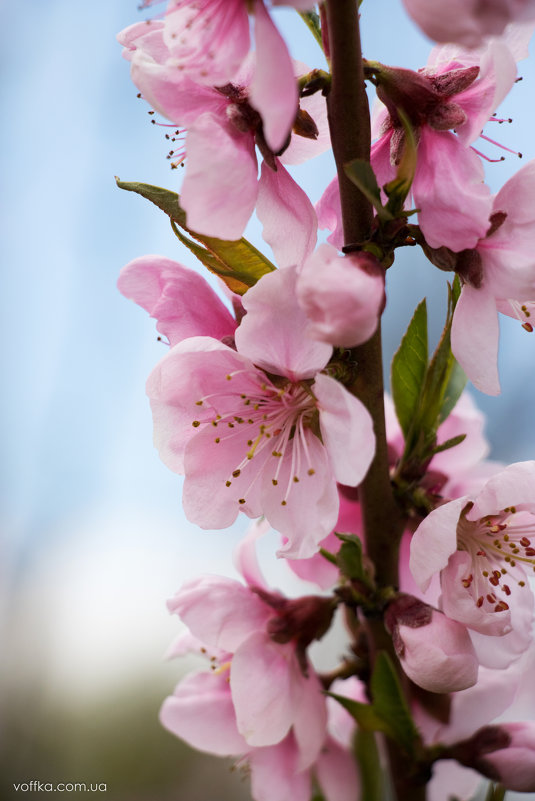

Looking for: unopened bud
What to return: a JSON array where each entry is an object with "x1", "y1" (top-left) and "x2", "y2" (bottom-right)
[
  {"x1": 385, "y1": 594, "x2": 479, "y2": 693},
  {"x1": 296, "y1": 244, "x2": 385, "y2": 348},
  {"x1": 450, "y1": 723, "x2": 535, "y2": 792}
]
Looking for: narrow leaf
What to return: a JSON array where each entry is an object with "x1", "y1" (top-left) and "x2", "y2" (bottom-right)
[
  {"x1": 418, "y1": 280, "x2": 461, "y2": 438},
  {"x1": 391, "y1": 300, "x2": 428, "y2": 437},
  {"x1": 429, "y1": 433, "x2": 466, "y2": 456},
  {"x1": 370, "y1": 652, "x2": 419, "y2": 756},
  {"x1": 354, "y1": 729, "x2": 384, "y2": 801},
  {"x1": 298, "y1": 11, "x2": 324, "y2": 51},
  {"x1": 116, "y1": 179, "x2": 275, "y2": 294},
  {"x1": 327, "y1": 694, "x2": 393, "y2": 737},
  {"x1": 438, "y1": 359, "x2": 467, "y2": 424},
  {"x1": 344, "y1": 160, "x2": 394, "y2": 222}
]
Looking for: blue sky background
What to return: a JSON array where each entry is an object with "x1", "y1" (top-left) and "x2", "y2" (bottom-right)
[{"x1": 1, "y1": 1, "x2": 534, "y2": 797}]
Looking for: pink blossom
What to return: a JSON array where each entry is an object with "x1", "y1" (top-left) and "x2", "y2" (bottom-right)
[
  {"x1": 146, "y1": 266, "x2": 375, "y2": 558},
  {"x1": 138, "y1": 0, "x2": 315, "y2": 151},
  {"x1": 160, "y1": 529, "x2": 333, "y2": 769},
  {"x1": 452, "y1": 160, "x2": 535, "y2": 395},
  {"x1": 118, "y1": 20, "x2": 327, "y2": 239},
  {"x1": 316, "y1": 36, "x2": 526, "y2": 252},
  {"x1": 402, "y1": 0, "x2": 535, "y2": 48},
  {"x1": 385, "y1": 594, "x2": 479, "y2": 693},
  {"x1": 410, "y1": 461, "x2": 535, "y2": 665},
  {"x1": 117, "y1": 255, "x2": 236, "y2": 345},
  {"x1": 161, "y1": 656, "x2": 359, "y2": 801},
  {"x1": 296, "y1": 244, "x2": 385, "y2": 347},
  {"x1": 368, "y1": 36, "x2": 525, "y2": 252},
  {"x1": 248, "y1": 677, "x2": 363, "y2": 801},
  {"x1": 316, "y1": 176, "x2": 343, "y2": 251}
]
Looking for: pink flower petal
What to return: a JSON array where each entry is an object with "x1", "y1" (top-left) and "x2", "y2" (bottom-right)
[
  {"x1": 455, "y1": 40, "x2": 517, "y2": 145},
  {"x1": 249, "y1": 1, "x2": 298, "y2": 153},
  {"x1": 284, "y1": 529, "x2": 340, "y2": 590},
  {"x1": 316, "y1": 176, "x2": 343, "y2": 250},
  {"x1": 234, "y1": 519, "x2": 271, "y2": 591},
  {"x1": 181, "y1": 113, "x2": 258, "y2": 240},
  {"x1": 163, "y1": 0, "x2": 250, "y2": 86},
  {"x1": 316, "y1": 738, "x2": 361, "y2": 801},
  {"x1": 410, "y1": 497, "x2": 468, "y2": 591},
  {"x1": 118, "y1": 255, "x2": 236, "y2": 345},
  {"x1": 249, "y1": 736, "x2": 311, "y2": 801},
  {"x1": 167, "y1": 575, "x2": 272, "y2": 652},
  {"x1": 256, "y1": 161, "x2": 317, "y2": 269},
  {"x1": 414, "y1": 129, "x2": 493, "y2": 252},
  {"x1": 314, "y1": 373, "x2": 375, "y2": 487},
  {"x1": 160, "y1": 671, "x2": 248, "y2": 756},
  {"x1": 292, "y1": 670, "x2": 327, "y2": 769},
  {"x1": 403, "y1": 0, "x2": 535, "y2": 46},
  {"x1": 469, "y1": 578, "x2": 534, "y2": 668},
  {"x1": 118, "y1": 20, "x2": 168, "y2": 62},
  {"x1": 231, "y1": 634, "x2": 300, "y2": 746},
  {"x1": 451, "y1": 283, "x2": 501, "y2": 396},
  {"x1": 235, "y1": 266, "x2": 332, "y2": 381},
  {"x1": 468, "y1": 460, "x2": 535, "y2": 518},
  {"x1": 428, "y1": 762, "x2": 481, "y2": 801},
  {"x1": 146, "y1": 337, "x2": 251, "y2": 473}
]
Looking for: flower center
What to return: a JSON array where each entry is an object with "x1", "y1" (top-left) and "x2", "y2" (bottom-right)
[
  {"x1": 191, "y1": 370, "x2": 318, "y2": 507},
  {"x1": 457, "y1": 507, "x2": 535, "y2": 612}
]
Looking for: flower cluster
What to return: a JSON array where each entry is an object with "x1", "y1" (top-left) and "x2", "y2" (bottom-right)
[{"x1": 117, "y1": 1, "x2": 535, "y2": 799}]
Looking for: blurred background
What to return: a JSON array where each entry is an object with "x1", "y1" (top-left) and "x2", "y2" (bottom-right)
[{"x1": 1, "y1": 1, "x2": 534, "y2": 799}]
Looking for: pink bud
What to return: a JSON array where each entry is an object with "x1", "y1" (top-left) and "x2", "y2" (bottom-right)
[
  {"x1": 469, "y1": 723, "x2": 535, "y2": 792},
  {"x1": 385, "y1": 595, "x2": 479, "y2": 693},
  {"x1": 296, "y1": 244, "x2": 384, "y2": 348}
]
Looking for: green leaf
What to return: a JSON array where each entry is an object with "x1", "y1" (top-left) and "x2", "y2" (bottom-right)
[
  {"x1": 344, "y1": 160, "x2": 394, "y2": 222},
  {"x1": 354, "y1": 729, "x2": 384, "y2": 801},
  {"x1": 417, "y1": 280, "x2": 463, "y2": 439},
  {"x1": 116, "y1": 179, "x2": 275, "y2": 295},
  {"x1": 429, "y1": 433, "x2": 466, "y2": 456},
  {"x1": 438, "y1": 360, "x2": 466, "y2": 423},
  {"x1": 335, "y1": 534, "x2": 371, "y2": 585},
  {"x1": 370, "y1": 652, "x2": 419, "y2": 756},
  {"x1": 327, "y1": 694, "x2": 393, "y2": 737},
  {"x1": 391, "y1": 300, "x2": 428, "y2": 438},
  {"x1": 298, "y1": 10, "x2": 324, "y2": 51}
]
